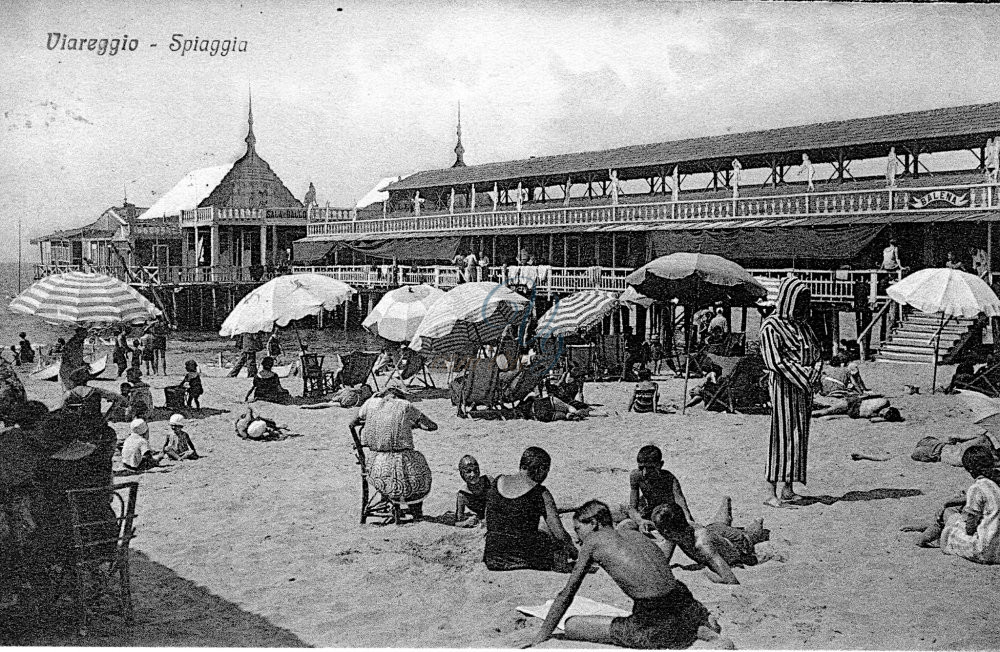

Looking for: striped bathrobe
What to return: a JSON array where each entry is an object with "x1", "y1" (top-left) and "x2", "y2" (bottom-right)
[{"x1": 760, "y1": 278, "x2": 820, "y2": 484}]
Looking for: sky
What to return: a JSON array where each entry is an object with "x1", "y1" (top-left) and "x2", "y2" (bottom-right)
[{"x1": 2, "y1": 1, "x2": 1000, "y2": 262}]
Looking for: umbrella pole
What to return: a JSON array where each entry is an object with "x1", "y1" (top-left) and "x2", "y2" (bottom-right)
[
  {"x1": 681, "y1": 310, "x2": 692, "y2": 415},
  {"x1": 931, "y1": 313, "x2": 944, "y2": 394}
]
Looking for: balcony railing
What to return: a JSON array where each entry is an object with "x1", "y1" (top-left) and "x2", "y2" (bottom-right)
[
  {"x1": 307, "y1": 181, "x2": 998, "y2": 238},
  {"x1": 178, "y1": 206, "x2": 313, "y2": 227}
]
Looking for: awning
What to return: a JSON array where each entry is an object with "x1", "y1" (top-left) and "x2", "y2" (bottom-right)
[
  {"x1": 336, "y1": 236, "x2": 462, "y2": 261},
  {"x1": 292, "y1": 239, "x2": 337, "y2": 263},
  {"x1": 649, "y1": 224, "x2": 885, "y2": 260}
]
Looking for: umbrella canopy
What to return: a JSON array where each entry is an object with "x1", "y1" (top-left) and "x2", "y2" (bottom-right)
[
  {"x1": 620, "y1": 286, "x2": 656, "y2": 308},
  {"x1": 362, "y1": 284, "x2": 445, "y2": 343},
  {"x1": 886, "y1": 267, "x2": 1000, "y2": 318},
  {"x1": 409, "y1": 282, "x2": 529, "y2": 354},
  {"x1": 219, "y1": 274, "x2": 355, "y2": 337},
  {"x1": 626, "y1": 252, "x2": 767, "y2": 306},
  {"x1": 537, "y1": 291, "x2": 619, "y2": 339},
  {"x1": 10, "y1": 272, "x2": 161, "y2": 326}
]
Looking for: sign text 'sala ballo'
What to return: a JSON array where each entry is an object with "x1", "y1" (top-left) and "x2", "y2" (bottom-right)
[{"x1": 908, "y1": 190, "x2": 970, "y2": 209}]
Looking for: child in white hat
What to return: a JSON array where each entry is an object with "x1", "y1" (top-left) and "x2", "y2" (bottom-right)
[
  {"x1": 121, "y1": 418, "x2": 164, "y2": 473},
  {"x1": 163, "y1": 413, "x2": 199, "y2": 461}
]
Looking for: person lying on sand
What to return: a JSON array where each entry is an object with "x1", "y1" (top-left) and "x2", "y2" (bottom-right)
[
  {"x1": 817, "y1": 355, "x2": 868, "y2": 397},
  {"x1": 652, "y1": 497, "x2": 767, "y2": 585},
  {"x1": 483, "y1": 446, "x2": 578, "y2": 572},
  {"x1": 299, "y1": 385, "x2": 374, "y2": 410},
  {"x1": 811, "y1": 396, "x2": 902, "y2": 422},
  {"x1": 455, "y1": 455, "x2": 491, "y2": 528},
  {"x1": 526, "y1": 500, "x2": 732, "y2": 649},
  {"x1": 904, "y1": 446, "x2": 1000, "y2": 564},
  {"x1": 617, "y1": 445, "x2": 695, "y2": 563},
  {"x1": 911, "y1": 432, "x2": 999, "y2": 466},
  {"x1": 235, "y1": 408, "x2": 290, "y2": 441}
]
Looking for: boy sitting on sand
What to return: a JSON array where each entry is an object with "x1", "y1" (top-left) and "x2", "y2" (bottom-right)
[
  {"x1": 527, "y1": 500, "x2": 731, "y2": 649},
  {"x1": 163, "y1": 413, "x2": 199, "y2": 461},
  {"x1": 618, "y1": 445, "x2": 695, "y2": 561},
  {"x1": 455, "y1": 455, "x2": 491, "y2": 528},
  {"x1": 120, "y1": 418, "x2": 165, "y2": 473},
  {"x1": 652, "y1": 497, "x2": 768, "y2": 585}
]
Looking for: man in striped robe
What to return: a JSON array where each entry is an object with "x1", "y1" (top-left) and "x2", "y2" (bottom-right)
[{"x1": 760, "y1": 277, "x2": 821, "y2": 507}]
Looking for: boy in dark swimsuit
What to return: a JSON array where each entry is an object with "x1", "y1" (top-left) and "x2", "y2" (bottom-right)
[
  {"x1": 618, "y1": 445, "x2": 695, "y2": 562},
  {"x1": 653, "y1": 497, "x2": 768, "y2": 585},
  {"x1": 527, "y1": 500, "x2": 732, "y2": 649},
  {"x1": 455, "y1": 455, "x2": 491, "y2": 527}
]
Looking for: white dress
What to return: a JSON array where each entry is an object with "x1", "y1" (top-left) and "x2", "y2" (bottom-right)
[{"x1": 941, "y1": 477, "x2": 1000, "y2": 564}]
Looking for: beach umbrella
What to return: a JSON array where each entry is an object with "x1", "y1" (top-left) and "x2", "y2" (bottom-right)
[
  {"x1": 627, "y1": 253, "x2": 766, "y2": 414},
  {"x1": 362, "y1": 284, "x2": 445, "y2": 343},
  {"x1": 620, "y1": 286, "x2": 656, "y2": 308},
  {"x1": 409, "y1": 282, "x2": 529, "y2": 355},
  {"x1": 626, "y1": 252, "x2": 767, "y2": 306},
  {"x1": 218, "y1": 273, "x2": 355, "y2": 337},
  {"x1": 887, "y1": 267, "x2": 1000, "y2": 393},
  {"x1": 9, "y1": 271, "x2": 161, "y2": 326},
  {"x1": 536, "y1": 290, "x2": 619, "y2": 339}
]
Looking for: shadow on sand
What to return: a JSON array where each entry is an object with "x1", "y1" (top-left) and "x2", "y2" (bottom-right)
[
  {"x1": 5, "y1": 549, "x2": 308, "y2": 647},
  {"x1": 792, "y1": 487, "x2": 923, "y2": 506}
]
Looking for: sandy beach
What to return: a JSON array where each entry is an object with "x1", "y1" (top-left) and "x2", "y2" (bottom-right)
[{"x1": 15, "y1": 341, "x2": 1000, "y2": 649}]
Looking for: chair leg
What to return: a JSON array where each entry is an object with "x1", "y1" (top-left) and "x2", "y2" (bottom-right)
[
  {"x1": 73, "y1": 565, "x2": 89, "y2": 636},
  {"x1": 119, "y1": 556, "x2": 134, "y2": 625},
  {"x1": 360, "y1": 478, "x2": 369, "y2": 524}
]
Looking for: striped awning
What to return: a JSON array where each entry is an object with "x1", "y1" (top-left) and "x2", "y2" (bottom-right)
[
  {"x1": 537, "y1": 290, "x2": 620, "y2": 338},
  {"x1": 409, "y1": 282, "x2": 529, "y2": 354},
  {"x1": 9, "y1": 272, "x2": 161, "y2": 326}
]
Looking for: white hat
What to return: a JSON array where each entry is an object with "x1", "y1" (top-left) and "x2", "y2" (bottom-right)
[
  {"x1": 130, "y1": 418, "x2": 149, "y2": 436},
  {"x1": 247, "y1": 420, "x2": 267, "y2": 439},
  {"x1": 169, "y1": 414, "x2": 186, "y2": 426}
]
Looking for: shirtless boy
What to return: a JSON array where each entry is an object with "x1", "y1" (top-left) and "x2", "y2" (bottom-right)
[
  {"x1": 619, "y1": 445, "x2": 695, "y2": 561},
  {"x1": 528, "y1": 500, "x2": 732, "y2": 649},
  {"x1": 455, "y1": 454, "x2": 491, "y2": 527},
  {"x1": 652, "y1": 497, "x2": 768, "y2": 585}
]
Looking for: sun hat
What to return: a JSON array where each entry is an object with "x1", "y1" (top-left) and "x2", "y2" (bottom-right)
[
  {"x1": 130, "y1": 418, "x2": 149, "y2": 436},
  {"x1": 247, "y1": 420, "x2": 268, "y2": 439},
  {"x1": 169, "y1": 413, "x2": 186, "y2": 426}
]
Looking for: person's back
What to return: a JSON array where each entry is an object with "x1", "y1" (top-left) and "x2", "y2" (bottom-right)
[
  {"x1": 631, "y1": 380, "x2": 658, "y2": 413},
  {"x1": 635, "y1": 467, "x2": 678, "y2": 518},
  {"x1": 697, "y1": 524, "x2": 759, "y2": 568},
  {"x1": 941, "y1": 474, "x2": 1000, "y2": 564}
]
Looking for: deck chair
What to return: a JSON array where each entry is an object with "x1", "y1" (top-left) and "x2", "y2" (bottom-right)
[
  {"x1": 458, "y1": 357, "x2": 502, "y2": 416},
  {"x1": 349, "y1": 427, "x2": 408, "y2": 525},
  {"x1": 300, "y1": 352, "x2": 327, "y2": 398},
  {"x1": 502, "y1": 354, "x2": 558, "y2": 407},
  {"x1": 565, "y1": 344, "x2": 595, "y2": 379},
  {"x1": 333, "y1": 351, "x2": 381, "y2": 392},
  {"x1": 951, "y1": 359, "x2": 1000, "y2": 397},
  {"x1": 390, "y1": 349, "x2": 435, "y2": 388},
  {"x1": 702, "y1": 353, "x2": 769, "y2": 414},
  {"x1": 704, "y1": 332, "x2": 747, "y2": 357},
  {"x1": 65, "y1": 481, "x2": 139, "y2": 636}
]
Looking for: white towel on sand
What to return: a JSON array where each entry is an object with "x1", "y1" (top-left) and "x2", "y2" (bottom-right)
[{"x1": 516, "y1": 597, "x2": 630, "y2": 631}]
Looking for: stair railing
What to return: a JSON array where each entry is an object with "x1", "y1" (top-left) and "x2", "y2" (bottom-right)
[{"x1": 856, "y1": 300, "x2": 894, "y2": 361}]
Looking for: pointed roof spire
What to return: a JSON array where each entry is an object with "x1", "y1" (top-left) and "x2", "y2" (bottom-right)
[
  {"x1": 452, "y1": 102, "x2": 466, "y2": 168},
  {"x1": 245, "y1": 89, "x2": 256, "y2": 153}
]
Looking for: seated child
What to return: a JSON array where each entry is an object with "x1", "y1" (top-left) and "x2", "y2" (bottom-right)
[
  {"x1": 905, "y1": 446, "x2": 1000, "y2": 564},
  {"x1": 627, "y1": 368, "x2": 659, "y2": 413},
  {"x1": 120, "y1": 418, "x2": 165, "y2": 473},
  {"x1": 455, "y1": 455, "x2": 491, "y2": 528},
  {"x1": 529, "y1": 500, "x2": 730, "y2": 649},
  {"x1": 179, "y1": 359, "x2": 203, "y2": 409},
  {"x1": 618, "y1": 445, "x2": 695, "y2": 562},
  {"x1": 124, "y1": 367, "x2": 153, "y2": 420},
  {"x1": 912, "y1": 432, "x2": 998, "y2": 466},
  {"x1": 245, "y1": 356, "x2": 291, "y2": 404},
  {"x1": 652, "y1": 497, "x2": 768, "y2": 585},
  {"x1": 163, "y1": 413, "x2": 199, "y2": 461}
]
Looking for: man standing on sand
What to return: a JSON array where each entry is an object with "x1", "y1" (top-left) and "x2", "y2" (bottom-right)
[
  {"x1": 58, "y1": 327, "x2": 88, "y2": 390},
  {"x1": 527, "y1": 500, "x2": 731, "y2": 649}
]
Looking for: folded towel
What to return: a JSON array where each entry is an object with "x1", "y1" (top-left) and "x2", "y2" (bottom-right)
[{"x1": 516, "y1": 596, "x2": 630, "y2": 631}]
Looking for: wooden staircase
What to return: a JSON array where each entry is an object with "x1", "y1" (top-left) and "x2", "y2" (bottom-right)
[{"x1": 877, "y1": 311, "x2": 978, "y2": 365}]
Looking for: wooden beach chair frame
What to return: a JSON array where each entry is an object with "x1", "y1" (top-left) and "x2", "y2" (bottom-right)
[
  {"x1": 953, "y1": 359, "x2": 1000, "y2": 397},
  {"x1": 333, "y1": 351, "x2": 381, "y2": 392},
  {"x1": 349, "y1": 427, "x2": 407, "y2": 525},
  {"x1": 299, "y1": 352, "x2": 328, "y2": 399}
]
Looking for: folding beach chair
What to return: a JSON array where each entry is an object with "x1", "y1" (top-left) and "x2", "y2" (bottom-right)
[
  {"x1": 300, "y1": 352, "x2": 328, "y2": 399},
  {"x1": 388, "y1": 349, "x2": 435, "y2": 388},
  {"x1": 333, "y1": 351, "x2": 381, "y2": 392},
  {"x1": 457, "y1": 357, "x2": 502, "y2": 416},
  {"x1": 349, "y1": 427, "x2": 409, "y2": 525},
  {"x1": 952, "y1": 358, "x2": 1000, "y2": 397},
  {"x1": 702, "y1": 353, "x2": 769, "y2": 414},
  {"x1": 501, "y1": 353, "x2": 558, "y2": 408}
]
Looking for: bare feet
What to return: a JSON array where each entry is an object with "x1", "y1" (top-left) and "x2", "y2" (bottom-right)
[{"x1": 763, "y1": 497, "x2": 798, "y2": 509}]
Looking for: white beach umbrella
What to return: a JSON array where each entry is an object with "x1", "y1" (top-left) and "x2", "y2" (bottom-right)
[
  {"x1": 219, "y1": 273, "x2": 355, "y2": 337},
  {"x1": 362, "y1": 284, "x2": 445, "y2": 343},
  {"x1": 887, "y1": 267, "x2": 1000, "y2": 393}
]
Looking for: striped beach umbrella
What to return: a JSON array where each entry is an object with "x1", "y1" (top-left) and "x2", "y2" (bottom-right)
[
  {"x1": 537, "y1": 290, "x2": 619, "y2": 339},
  {"x1": 362, "y1": 284, "x2": 445, "y2": 343},
  {"x1": 219, "y1": 273, "x2": 355, "y2": 337},
  {"x1": 409, "y1": 282, "x2": 529, "y2": 354},
  {"x1": 9, "y1": 272, "x2": 161, "y2": 326}
]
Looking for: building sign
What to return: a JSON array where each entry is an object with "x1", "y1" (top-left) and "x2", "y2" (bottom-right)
[{"x1": 909, "y1": 190, "x2": 969, "y2": 209}]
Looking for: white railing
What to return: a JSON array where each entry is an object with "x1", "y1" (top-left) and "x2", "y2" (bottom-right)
[{"x1": 307, "y1": 181, "x2": 998, "y2": 238}]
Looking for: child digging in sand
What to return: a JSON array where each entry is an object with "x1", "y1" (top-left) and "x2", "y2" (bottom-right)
[
  {"x1": 528, "y1": 500, "x2": 732, "y2": 649},
  {"x1": 455, "y1": 455, "x2": 491, "y2": 528},
  {"x1": 163, "y1": 413, "x2": 199, "y2": 461},
  {"x1": 618, "y1": 444, "x2": 695, "y2": 562},
  {"x1": 652, "y1": 497, "x2": 768, "y2": 585},
  {"x1": 120, "y1": 418, "x2": 165, "y2": 473}
]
